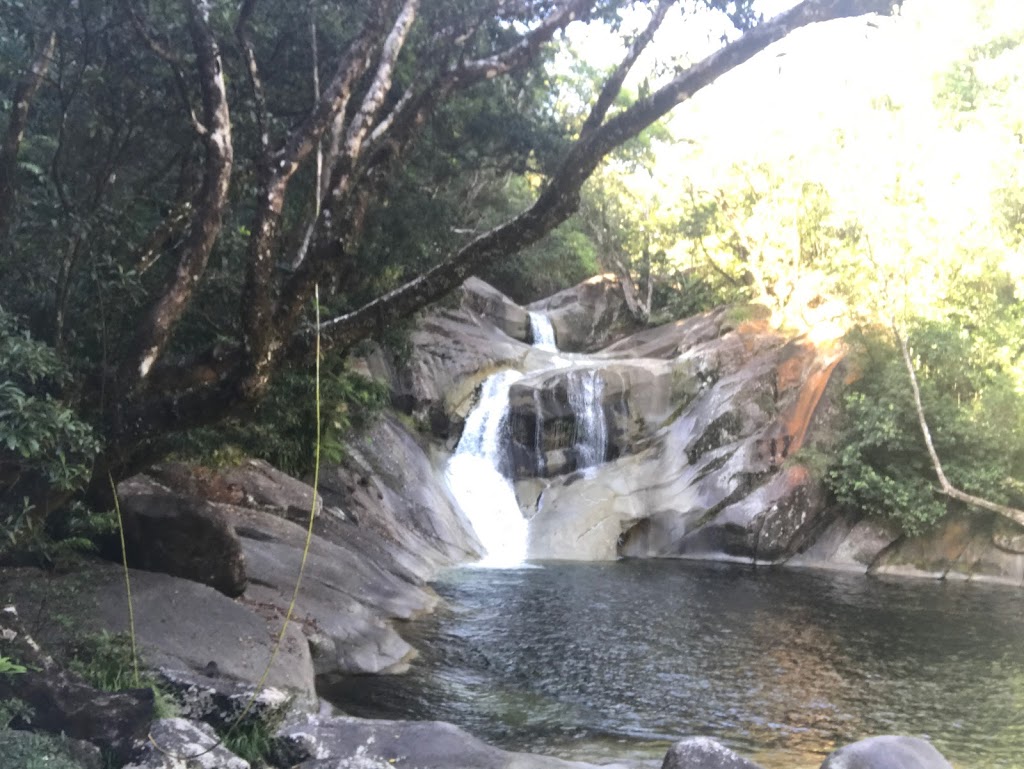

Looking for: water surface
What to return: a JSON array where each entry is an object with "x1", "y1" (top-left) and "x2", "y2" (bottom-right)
[{"x1": 324, "y1": 561, "x2": 1024, "y2": 768}]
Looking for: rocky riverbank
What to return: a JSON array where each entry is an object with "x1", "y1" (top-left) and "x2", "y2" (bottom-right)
[{"x1": 0, "y1": 275, "x2": 1016, "y2": 767}]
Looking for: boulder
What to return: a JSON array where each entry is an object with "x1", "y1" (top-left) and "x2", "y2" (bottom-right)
[
  {"x1": 124, "y1": 718, "x2": 249, "y2": 769},
  {"x1": 157, "y1": 667, "x2": 292, "y2": 731},
  {"x1": 118, "y1": 476, "x2": 247, "y2": 598},
  {"x1": 317, "y1": 414, "x2": 482, "y2": 582},
  {"x1": 527, "y1": 274, "x2": 640, "y2": 352},
  {"x1": 461, "y1": 277, "x2": 531, "y2": 342},
  {"x1": 362, "y1": 284, "x2": 538, "y2": 438},
  {"x1": 661, "y1": 737, "x2": 764, "y2": 769},
  {"x1": 819, "y1": 735, "x2": 953, "y2": 769},
  {"x1": 148, "y1": 458, "x2": 323, "y2": 520},
  {"x1": 274, "y1": 713, "x2": 631, "y2": 769}
]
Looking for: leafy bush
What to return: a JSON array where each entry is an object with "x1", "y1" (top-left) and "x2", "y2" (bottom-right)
[
  {"x1": 171, "y1": 359, "x2": 389, "y2": 478},
  {"x1": 827, "y1": 322, "x2": 1024, "y2": 535},
  {"x1": 0, "y1": 308, "x2": 100, "y2": 559}
]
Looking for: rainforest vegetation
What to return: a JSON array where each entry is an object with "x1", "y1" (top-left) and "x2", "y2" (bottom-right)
[{"x1": 1, "y1": 0, "x2": 1023, "y2": 560}]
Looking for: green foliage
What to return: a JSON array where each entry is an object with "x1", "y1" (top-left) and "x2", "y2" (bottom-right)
[
  {"x1": 68, "y1": 631, "x2": 177, "y2": 719},
  {"x1": 0, "y1": 655, "x2": 26, "y2": 675},
  {"x1": 219, "y1": 711, "x2": 284, "y2": 769},
  {"x1": 827, "y1": 318, "x2": 1024, "y2": 535},
  {"x1": 0, "y1": 308, "x2": 100, "y2": 560},
  {"x1": 0, "y1": 727, "x2": 89, "y2": 769},
  {"x1": 172, "y1": 362, "x2": 388, "y2": 478}
]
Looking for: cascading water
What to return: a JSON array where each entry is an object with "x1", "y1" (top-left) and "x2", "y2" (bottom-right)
[
  {"x1": 445, "y1": 370, "x2": 528, "y2": 567},
  {"x1": 567, "y1": 368, "x2": 607, "y2": 471},
  {"x1": 529, "y1": 311, "x2": 558, "y2": 352}
]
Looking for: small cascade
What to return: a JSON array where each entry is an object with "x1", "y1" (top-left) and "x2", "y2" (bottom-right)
[
  {"x1": 568, "y1": 368, "x2": 607, "y2": 471},
  {"x1": 529, "y1": 311, "x2": 558, "y2": 352},
  {"x1": 445, "y1": 370, "x2": 528, "y2": 567}
]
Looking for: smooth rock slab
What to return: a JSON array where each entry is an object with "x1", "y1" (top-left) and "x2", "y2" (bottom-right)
[
  {"x1": 275, "y1": 714, "x2": 632, "y2": 769},
  {"x1": 661, "y1": 737, "x2": 764, "y2": 769},
  {"x1": 819, "y1": 736, "x2": 954, "y2": 769},
  {"x1": 125, "y1": 718, "x2": 248, "y2": 769}
]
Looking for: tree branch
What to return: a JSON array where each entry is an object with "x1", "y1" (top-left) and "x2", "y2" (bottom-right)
[
  {"x1": 578, "y1": 0, "x2": 676, "y2": 138},
  {"x1": 313, "y1": 0, "x2": 896, "y2": 351},
  {"x1": 123, "y1": 0, "x2": 233, "y2": 388},
  {"x1": 893, "y1": 324, "x2": 1024, "y2": 527}
]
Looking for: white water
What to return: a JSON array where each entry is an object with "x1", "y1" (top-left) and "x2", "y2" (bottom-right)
[
  {"x1": 568, "y1": 368, "x2": 607, "y2": 470},
  {"x1": 445, "y1": 369, "x2": 528, "y2": 567},
  {"x1": 529, "y1": 311, "x2": 558, "y2": 352}
]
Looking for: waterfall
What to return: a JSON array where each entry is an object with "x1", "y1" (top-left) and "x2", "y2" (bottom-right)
[
  {"x1": 529, "y1": 311, "x2": 558, "y2": 352},
  {"x1": 445, "y1": 370, "x2": 528, "y2": 567},
  {"x1": 568, "y1": 368, "x2": 607, "y2": 471}
]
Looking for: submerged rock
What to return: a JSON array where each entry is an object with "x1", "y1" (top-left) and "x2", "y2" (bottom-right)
[
  {"x1": 661, "y1": 737, "x2": 764, "y2": 769},
  {"x1": 819, "y1": 735, "x2": 954, "y2": 769}
]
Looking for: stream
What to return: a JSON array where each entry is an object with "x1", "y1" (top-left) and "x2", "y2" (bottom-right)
[{"x1": 324, "y1": 560, "x2": 1024, "y2": 769}]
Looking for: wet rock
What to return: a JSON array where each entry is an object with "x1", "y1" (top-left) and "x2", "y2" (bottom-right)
[
  {"x1": 526, "y1": 309, "x2": 847, "y2": 564},
  {"x1": 661, "y1": 737, "x2": 764, "y2": 769},
  {"x1": 125, "y1": 718, "x2": 249, "y2": 769},
  {"x1": 819, "y1": 735, "x2": 953, "y2": 769},
  {"x1": 527, "y1": 273, "x2": 639, "y2": 352},
  {"x1": 274, "y1": 713, "x2": 627, "y2": 769},
  {"x1": 117, "y1": 477, "x2": 247, "y2": 598}
]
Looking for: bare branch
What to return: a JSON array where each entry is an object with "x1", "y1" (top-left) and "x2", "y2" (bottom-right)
[
  {"x1": 893, "y1": 325, "x2": 1024, "y2": 527},
  {"x1": 235, "y1": 0, "x2": 269, "y2": 158},
  {"x1": 578, "y1": 0, "x2": 677, "y2": 138}
]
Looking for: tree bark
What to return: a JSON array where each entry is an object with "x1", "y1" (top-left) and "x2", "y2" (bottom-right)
[{"x1": 122, "y1": 0, "x2": 233, "y2": 392}]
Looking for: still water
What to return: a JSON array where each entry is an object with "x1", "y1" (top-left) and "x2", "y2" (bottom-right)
[{"x1": 324, "y1": 561, "x2": 1024, "y2": 768}]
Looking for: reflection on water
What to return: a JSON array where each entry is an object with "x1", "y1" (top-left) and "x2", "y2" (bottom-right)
[{"x1": 322, "y1": 561, "x2": 1024, "y2": 769}]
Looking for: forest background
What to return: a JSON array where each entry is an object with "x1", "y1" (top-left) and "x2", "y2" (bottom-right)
[{"x1": 1, "y1": 0, "x2": 1022, "y2": 562}]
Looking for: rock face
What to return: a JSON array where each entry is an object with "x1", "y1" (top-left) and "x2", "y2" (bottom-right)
[
  {"x1": 363, "y1": 279, "x2": 540, "y2": 439},
  {"x1": 527, "y1": 273, "x2": 641, "y2": 352},
  {"x1": 0, "y1": 564, "x2": 317, "y2": 708},
  {"x1": 661, "y1": 737, "x2": 764, "y2": 769},
  {"x1": 869, "y1": 511, "x2": 1024, "y2": 585},
  {"x1": 818, "y1": 735, "x2": 954, "y2": 769},
  {"x1": 522, "y1": 307, "x2": 847, "y2": 563}
]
